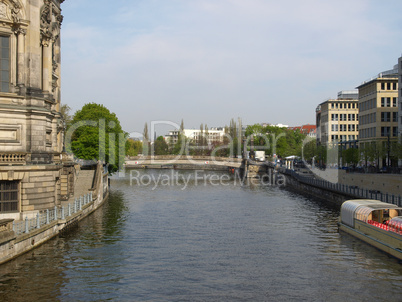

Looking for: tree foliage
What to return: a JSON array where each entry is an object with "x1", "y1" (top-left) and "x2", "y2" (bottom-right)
[
  {"x1": 60, "y1": 103, "x2": 72, "y2": 127},
  {"x1": 69, "y1": 103, "x2": 125, "y2": 173},
  {"x1": 154, "y1": 136, "x2": 169, "y2": 155},
  {"x1": 342, "y1": 148, "x2": 359, "y2": 165},
  {"x1": 244, "y1": 124, "x2": 306, "y2": 159},
  {"x1": 126, "y1": 138, "x2": 142, "y2": 156}
]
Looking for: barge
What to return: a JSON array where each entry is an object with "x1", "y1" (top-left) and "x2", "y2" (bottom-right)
[{"x1": 338, "y1": 199, "x2": 402, "y2": 260}]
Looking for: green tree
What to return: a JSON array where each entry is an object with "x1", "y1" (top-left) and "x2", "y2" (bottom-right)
[
  {"x1": 143, "y1": 123, "x2": 149, "y2": 156},
  {"x1": 172, "y1": 119, "x2": 186, "y2": 155},
  {"x1": 154, "y1": 136, "x2": 169, "y2": 155},
  {"x1": 60, "y1": 103, "x2": 72, "y2": 127},
  {"x1": 68, "y1": 103, "x2": 125, "y2": 173},
  {"x1": 302, "y1": 139, "x2": 316, "y2": 163},
  {"x1": 126, "y1": 138, "x2": 142, "y2": 156},
  {"x1": 342, "y1": 148, "x2": 359, "y2": 166}
]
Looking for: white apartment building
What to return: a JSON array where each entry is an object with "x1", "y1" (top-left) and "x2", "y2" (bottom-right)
[{"x1": 166, "y1": 128, "x2": 226, "y2": 145}]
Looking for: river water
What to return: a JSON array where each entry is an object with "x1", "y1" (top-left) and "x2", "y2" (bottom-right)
[{"x1": 0, "y1": 170, "x2": 401, "y2": 301}]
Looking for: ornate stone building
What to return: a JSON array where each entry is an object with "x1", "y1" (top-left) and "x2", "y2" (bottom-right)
[{"x1": 0, "y1": 0, "x2": 73, "y2": 220}]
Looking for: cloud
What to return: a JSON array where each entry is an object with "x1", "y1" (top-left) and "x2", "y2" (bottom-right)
[{"x1": 61, "y1": 0, "x2": 402, "y2": 132}]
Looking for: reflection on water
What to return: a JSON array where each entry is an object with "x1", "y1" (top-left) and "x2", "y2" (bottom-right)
[{"x1": 0, "y1": 169, "x2": 401, "y2": 301}]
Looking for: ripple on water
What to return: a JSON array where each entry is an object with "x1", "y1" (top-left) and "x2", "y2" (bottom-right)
[{"x1": 0, "y1": 170, "x2": 401, "y2": 301}]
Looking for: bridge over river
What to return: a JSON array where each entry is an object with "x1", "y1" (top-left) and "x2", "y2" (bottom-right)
[{"x1": 125, "y1": 156, "x2": 242, "y2": 169}]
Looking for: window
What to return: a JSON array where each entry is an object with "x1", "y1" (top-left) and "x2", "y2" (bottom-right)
[
  {"x1": 0, "y1": 181, "x2": 19, "y2": 212},
  {"x1": 393, "y1": 112, "x2": 398, "y2": 122},
  {"x1": 381, "y1": 83, "x2": 385, "y2": 90},
  {"x1": 381, "y1": 98, "x2": 385, "y2": 107},
  {"x1": 387, "y1": 83, "x2": 391, "y2": 90},
  {"x1": 381, "y1": 127, "x2": 390, "y2": 137},
  {"x1": 381, "y1": 112, "x2": 391, "y2": 122},
  {"x1": 0, "y1": 36, "x2": 9, "y2": 93},
  {"x1": 393, "y1": 83, "x2": 397, "y2": 90},
  {"x1": 393, "y1": 127, "x2": 397, "y2": 137},
  {"x1": 393, "y1": 98, "x2": 397, "y2": 107}
]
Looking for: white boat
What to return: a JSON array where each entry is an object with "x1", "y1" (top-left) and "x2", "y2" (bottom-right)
[{"x1": 338, "y1": 199, "x2": 402, "y2": 260}]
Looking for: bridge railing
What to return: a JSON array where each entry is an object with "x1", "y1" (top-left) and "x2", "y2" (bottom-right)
[
  {"x1": 126, "y1": 155, "x2": 242, "y2": 162},
  {"x1": 13, "y1": 192, "x2": 93, "y2": 236}
]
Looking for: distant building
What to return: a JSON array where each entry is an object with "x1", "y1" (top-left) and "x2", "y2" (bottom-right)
[
  {"x1": 261, "y1": 123, "x2": 289, "y2": 128},
  {"x1": 289, "y1": 124, "x2": 316, "y2": 139},
  {"x1": 357, "y1": 67, "x2": 399, "y2": 167},
  {"x1": 166, "y1": 128, "x2": 226, "y2": 145},
  {"x1": 316, "y1": 90, "x2": 359, "y2": 147}
]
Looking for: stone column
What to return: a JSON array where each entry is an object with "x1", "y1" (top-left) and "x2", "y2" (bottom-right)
[
  {"x1": 42, "y1": 38, "x2": 53, "y2": 94},
  {"x1": 16, "y1": 28, "x2": 26, "y2": 89}
]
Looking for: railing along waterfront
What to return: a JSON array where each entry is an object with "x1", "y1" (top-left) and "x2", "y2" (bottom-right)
[
  {"x1": 278, "y1": 167, "x2": 402, "y2": 207},
  {"x1": 12, "y1": 192, "x2": 93, "y2": 236}
]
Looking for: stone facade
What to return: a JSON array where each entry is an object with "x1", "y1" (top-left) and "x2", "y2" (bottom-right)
[{"x1": 0, "y1": 1, "x2": 71, "y2": 220}]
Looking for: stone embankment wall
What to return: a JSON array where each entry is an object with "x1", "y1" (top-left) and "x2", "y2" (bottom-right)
[
  {"x1": 261, "y1": 164, "x2": 402, "y2": 208},
  {"x1": 0, "y1": 163, "x2": 109, "y2": 265},
  {"x1": 338, "y1": 171, "x2": 401, "y2": 196},
  {"x1": 283, "y1": 174, "x2": 355, "y2": 207}
]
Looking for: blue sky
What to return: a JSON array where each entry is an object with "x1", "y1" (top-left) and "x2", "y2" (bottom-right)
[{"x1": 60, "y1": 0, "x2": 402, "y2": 135}]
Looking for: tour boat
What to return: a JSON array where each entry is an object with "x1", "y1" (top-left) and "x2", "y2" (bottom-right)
[{"x1": 338, "y1": 199, "x2": 402, "y2": 260}]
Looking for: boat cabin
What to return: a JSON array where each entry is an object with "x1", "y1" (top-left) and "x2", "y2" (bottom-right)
[{"x1": 340, "y1": 199, "x2": 402, "y2": 234}]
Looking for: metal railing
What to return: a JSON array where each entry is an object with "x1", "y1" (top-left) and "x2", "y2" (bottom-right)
[
  {"x1": 13, "y1": 192, "x2": 93, "y2": 236},
  {"x1": 282, "y1": 168, "x2": 402, "y2": 206}
]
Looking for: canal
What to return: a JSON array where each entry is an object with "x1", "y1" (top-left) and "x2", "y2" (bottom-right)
[{"x1": 0, "y1": 170, "x2": 401, "y2": 301}]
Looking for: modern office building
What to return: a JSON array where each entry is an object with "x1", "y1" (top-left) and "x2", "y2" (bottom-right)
[
  {"x1": 356, "y1": 67, "x2": 399, "y2": 167},
  {"x1": 316, "y1": 90, "x2": 359, "y2": 148}
]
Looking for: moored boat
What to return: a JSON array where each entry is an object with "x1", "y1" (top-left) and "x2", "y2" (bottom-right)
[{"x1": 338, "y1": 199, "x2": 402, "y2": 260}]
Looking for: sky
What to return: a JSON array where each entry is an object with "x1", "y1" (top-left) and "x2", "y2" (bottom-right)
[{"x1": 60, "y1": 0, "x2": 402, "y2": 137}]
